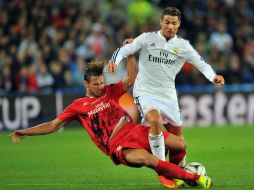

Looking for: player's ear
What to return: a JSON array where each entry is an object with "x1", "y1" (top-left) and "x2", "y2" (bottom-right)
[{"x1": 84, "y1": 80, "x2": 88, "y2": 88}]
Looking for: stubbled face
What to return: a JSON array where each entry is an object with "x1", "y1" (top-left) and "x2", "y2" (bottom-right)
[
  {"x1": 160, "y1": 15, "x2": 181, "y2": 41},
  {"x1": 85, "y1": 75, "x2": 105, "y2": 97}
]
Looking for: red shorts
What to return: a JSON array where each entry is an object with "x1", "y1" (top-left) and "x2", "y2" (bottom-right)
[{"x1": 108, "y1": 122, "x2": 170, "y2": 165}]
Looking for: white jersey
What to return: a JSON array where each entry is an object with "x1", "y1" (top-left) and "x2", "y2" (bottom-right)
[{"x1": 110, "y1": 31, "x2": 216, "y2": 102}]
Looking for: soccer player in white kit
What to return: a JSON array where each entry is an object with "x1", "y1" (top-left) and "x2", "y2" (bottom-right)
[{"x1": 108, "y1": 7, "x2": 224, "y2": 169}]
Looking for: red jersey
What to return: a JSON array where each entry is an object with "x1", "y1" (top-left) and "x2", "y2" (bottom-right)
[{"x1": 58, "y1": 81, "x2": 132, "y2": 155}]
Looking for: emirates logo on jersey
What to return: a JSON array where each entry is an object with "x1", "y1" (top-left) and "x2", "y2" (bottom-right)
[
  {"x1": 148, "y1": 54, "x2": 176, "y2": 65},
  {"x1": 88, "y1": 102, "x2": 110, "y2": 116}
]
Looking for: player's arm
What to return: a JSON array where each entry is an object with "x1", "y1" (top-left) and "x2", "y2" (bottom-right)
[
  {"x1": 187, "y1": 44, "x2": 225, "y2": 87},
  {"x1": 122, "y1": 54, "x2": 137, "y2": 91},
  {"x1": 10, "y1": 118, "x2": 65, "y2": 144},
  {"x1": 108, "y1": 34, "x2": 144, "y2": 72},
  {"x1": 116, "y1": 39, "x2": 137, "y2": 91}
]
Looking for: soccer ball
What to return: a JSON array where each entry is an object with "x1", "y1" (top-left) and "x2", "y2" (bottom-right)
[
  {"x1": 184, "y1": 162, "x2": 206, "y2": 176},
  {"x1": 184, "y1": 162, "x2": 206, "y2": 187}
]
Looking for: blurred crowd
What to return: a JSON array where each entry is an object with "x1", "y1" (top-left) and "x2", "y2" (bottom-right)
[
  {"x1": 0, "y1": 0, "x2": 254, "y2": 94},
  {"x1": 165, "y1": 0, "x2": 254, "y2": 87}
]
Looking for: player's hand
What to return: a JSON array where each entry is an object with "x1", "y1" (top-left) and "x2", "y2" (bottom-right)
[
  {"x1": 123, "y1": 38, "x2": 133, "y2": 45},
  {"x1": 10, "y1": 130, "x2": 27, "y2": 144},
  {"x1": 213, "y1": 75, "x2": 225, "y2": 87},
  {"x1": 107, "y1": 62, "x2": 118, "y2": 72}
]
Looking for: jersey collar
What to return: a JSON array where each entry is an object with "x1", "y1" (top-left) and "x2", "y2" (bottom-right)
[{"x1": 158, "y1": 31, "x2": 177, "y2": 42}]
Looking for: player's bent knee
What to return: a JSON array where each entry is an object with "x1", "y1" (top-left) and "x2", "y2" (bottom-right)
[
  {"x1": 175, "y1": 137, "x2": 186, "y2": 151},
  {"x1": 179, "y1": 140, "x2": 187, "y2": 151},
  {"x1": 166, "y1": 134, "x2": 187, "y2": 151}
]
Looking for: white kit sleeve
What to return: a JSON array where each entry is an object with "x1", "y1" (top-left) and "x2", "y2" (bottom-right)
[
  {"x1": 186, "y1": 43, "x2": 217, "y2": 83},
  {"x1": 109, "y1": 33, "x2": 145, "y2": 65}
]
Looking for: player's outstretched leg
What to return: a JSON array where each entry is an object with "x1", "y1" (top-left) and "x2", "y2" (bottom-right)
[
  {"x1": 158, "y1": 175, "x2": 179, "y2": 189},
  {"x1": 158, "y1": 174, "x2": 213, "y2": 189}
]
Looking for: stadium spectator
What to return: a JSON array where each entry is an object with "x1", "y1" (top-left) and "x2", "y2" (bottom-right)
[
  {"x1": 32, "y1": 51, "x2": 45, "y2": 68},
  {"x1": 243, "y1": 37, "x2": 254, "y2": 73},
  {"x1": 50, "y1": 7, "x2": 66, "y2": 30},
  {"x1": 70, "y1": 57, "x2": 86, "y2": 87},
  {"x1": 75, "y1": 33, "x2": 95, "y2": 62},
  {"x1": 63, "y1": 70, "x2": 74, "y2": 87},
  {"x1": 18, "y1": 33, "x2": 39, "y2": 61},
  {"x1": 10, "y1": 58, "x2": 212, "y2": 189},
  {"x1": 1, "y1": 65, "x2": 13, "y2": 92},
  {"x1": 86, "y1": 23, "x2": 107, "y2": 57},
  {"x1": 26, "y1": 63, "x2": 38, "y2": 93},
  {"x1": 227, "y1": 53, "x2": 243, "y2": 84},
  {"x1": 195, "y1": 32, "x2": 211, "y2": 62},
  {"x1": 36, "y1": 64, "x2": 54, "y2": 92},
  {"x1": 49, "y1": 61, "x2": 65, "y2": 89},
  {"x1": 108, "y1": 7, "x2": 225, "y2": 166},
  {"x1": 214, "y1": 52, "x2": 228, "y2": 81},
  {"x1": 0, "y1": 0, "x2": 254, "y2": 94},
  {"x1": 209, "y1": 21, "x2": 233, "y2": 53}
]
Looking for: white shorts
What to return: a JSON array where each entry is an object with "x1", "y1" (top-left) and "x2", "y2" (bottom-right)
[{"x1": 134, "y1": 95, "x2": 182, "y2": 127}]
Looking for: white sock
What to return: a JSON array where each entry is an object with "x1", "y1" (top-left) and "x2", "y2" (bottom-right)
[{"x1": 148, "y1": 132, "x2": 165, "y2": 161}]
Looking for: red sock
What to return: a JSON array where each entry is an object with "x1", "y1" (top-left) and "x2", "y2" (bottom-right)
[
  {"x1": 155, "y1": 160, "x2": 199, "y2": 181},
  {"x1": 169, "y1": 150, "x2": 186, "y2": 165}
]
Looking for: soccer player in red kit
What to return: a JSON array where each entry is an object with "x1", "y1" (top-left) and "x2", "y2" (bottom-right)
[{"x1": 11, "y1": 56, "x2": 212, "y2": 188}]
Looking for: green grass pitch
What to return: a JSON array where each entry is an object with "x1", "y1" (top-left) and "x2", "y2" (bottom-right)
[{"x1": 1, "y1": 125, "x2": 254, "y2": 190}]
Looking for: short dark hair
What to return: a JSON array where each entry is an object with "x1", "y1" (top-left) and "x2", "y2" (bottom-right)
[
  {"x1": 84, "y1": 59, "x2": 105, "y2": 82},
  {"x1": 161, "y1": 7, "x2": 182, "y2": 20}
]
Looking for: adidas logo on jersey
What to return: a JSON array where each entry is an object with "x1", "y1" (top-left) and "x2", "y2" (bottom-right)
[{"x1": 150, "y1": 43, "x2": 156, "y2": 47}]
